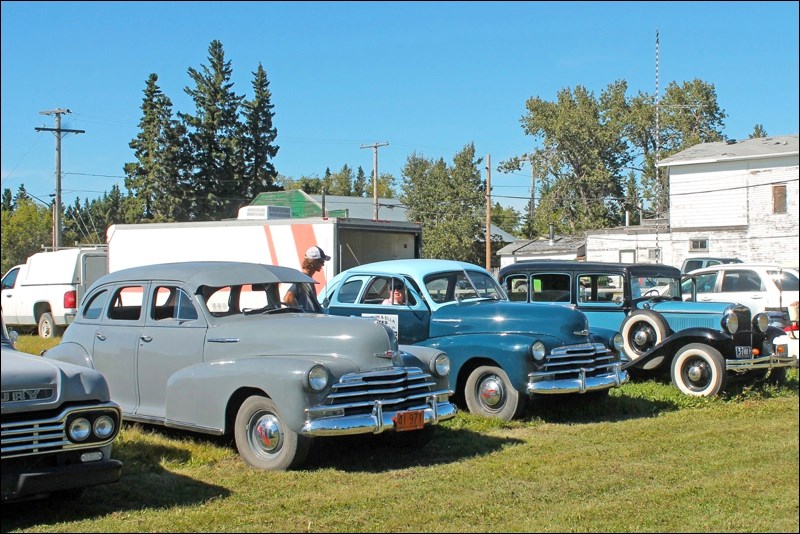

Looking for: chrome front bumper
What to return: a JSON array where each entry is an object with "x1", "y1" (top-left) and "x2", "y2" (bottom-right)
[
  {"x1": 726, "y1": 353, "x2": 799, "y2": 372},
  {"x1": 301, "y1": 393, "x2": 457, "y2": 437},
  {"x1": 527, "y1": 364, "x2": 629, "y2": 395}
]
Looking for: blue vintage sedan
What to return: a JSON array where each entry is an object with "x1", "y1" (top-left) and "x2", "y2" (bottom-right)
[{"x1": 319, "y1": 259, "x2": 628, "y2": 420}]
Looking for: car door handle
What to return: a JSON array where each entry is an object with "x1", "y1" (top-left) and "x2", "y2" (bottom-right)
[
  {"x1": 140, "y1": 335, "x2": 152, "y2": 342},
  {"x1": 96, "y1": 333, "x2": 106, "y2": 341}
]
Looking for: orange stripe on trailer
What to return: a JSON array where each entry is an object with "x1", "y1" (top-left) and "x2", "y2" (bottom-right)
[{"x1": 262, "y1": 225, "x2": 278, "y2": 266}]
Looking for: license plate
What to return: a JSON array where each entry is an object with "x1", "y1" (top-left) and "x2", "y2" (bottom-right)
[
  {"x1": 394, "y1": 410, "x2": 424, "y2": 432},
  {"x1": 735, "y1": 346, "x2": 752, "y2": 358}
]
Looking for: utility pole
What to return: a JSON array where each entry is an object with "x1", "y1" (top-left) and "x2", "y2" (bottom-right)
[
  {"x1": 485, "y1": 154, "x2": 492, "y2": 271},
  {"x1": 360, "y1": 141, "x2": 389, "y2": 220},
  {"x1": 35, "y1": 108, "x2": 84, "y2": 249}
]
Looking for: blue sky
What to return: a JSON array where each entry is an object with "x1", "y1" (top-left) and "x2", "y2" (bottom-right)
[{"x1": 2, "y1": 1, "x2": 798, "y2": 215}]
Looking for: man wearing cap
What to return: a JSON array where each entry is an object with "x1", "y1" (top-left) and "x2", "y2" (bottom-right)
[{"x1": 284, "y1": 246, "x2": 331, "y2": 312}]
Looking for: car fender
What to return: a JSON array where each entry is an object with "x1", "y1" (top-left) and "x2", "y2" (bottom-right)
[
  {"x1": 396, "y1": 344, "x2": 451, "y2": 390},
  {"x1": 42, "y1": 341, "x2": 95, "y2": 370},
  {"x1": 621, "y1": 327, "x2": 731, "y2": 370},
  {"x1": 164, "y1": 355, "x2": 360, "y2": 434},
  {"x1": 415, "y1": 333, "x2": 542, "y2": 391}
]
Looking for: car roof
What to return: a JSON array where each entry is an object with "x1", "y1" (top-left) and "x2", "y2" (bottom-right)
[
  {"x1": 499, "y1": 260, "x2": 681, "y2": 277},
  {"x1": 689, "y1": 263, "x2": 798, "y2": 273},
  {"x1": 338, "y1": 259, "x2": 490, "y2": 280},
  {"x1": 94, "y1": 261, "x2": 314, "y2": 289}
]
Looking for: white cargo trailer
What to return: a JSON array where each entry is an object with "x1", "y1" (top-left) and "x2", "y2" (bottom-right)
[{"x1": 106, "y1": 217, "x2": 422, "y2": 294}]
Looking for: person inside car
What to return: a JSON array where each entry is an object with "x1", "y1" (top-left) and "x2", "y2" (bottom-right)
[{"x1": 382, "y1": 280, "x2": 406, "y2": 305}]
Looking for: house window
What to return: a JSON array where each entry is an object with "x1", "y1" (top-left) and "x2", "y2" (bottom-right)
[
  {"x1": 773, "y1": 185, "x2": 787, "y2": 214},
  {"x1": 647, "y1": 248, "x2": 661, "y2": 261},
  {"x1": 690, "y1": 239, "x2": 709, "y2": 252}
]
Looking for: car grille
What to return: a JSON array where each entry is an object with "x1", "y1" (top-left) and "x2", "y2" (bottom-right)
[
  {"x1": 1, "y1": 405, "x2": 120, "y2": 459},
  {"x1": 537, "y1": 343, "x2": 619, "y2": 380},
  {"x1": 318, "y1": 366, "x2": 445, "y2": 416}
]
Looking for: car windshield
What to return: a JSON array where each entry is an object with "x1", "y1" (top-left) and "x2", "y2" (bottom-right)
[
  {"x1": 423, "y1": 270, "x2": 506, "y2": 304},
  {"x1": 631, "y1": 275, "x2": 682, "y2": 299}
]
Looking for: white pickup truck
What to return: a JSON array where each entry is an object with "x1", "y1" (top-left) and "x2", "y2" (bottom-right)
[{"x1": 1, "y1": 246, "x2": 107, "y2": 337}]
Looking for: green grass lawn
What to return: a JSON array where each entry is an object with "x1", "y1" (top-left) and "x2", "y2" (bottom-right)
[{"x1": 5, "y1": 335, "x2": 799, "y2": 533}]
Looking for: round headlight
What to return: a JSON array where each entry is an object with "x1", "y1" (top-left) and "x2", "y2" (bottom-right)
[
  {"x1": 752, "y1": 313, "x2": 769, "y2": 333},
  {"x1": 306, "y1": 365, "x2": 329, "y2": 391},
  {"x1": 722, "y1": 311, "x2": 739, "y2": 334},
  {"x1": 432, "y1": 353, "x2": 450, "y2": 377},
  {"x1": 612, "y1": 333, "x2": 624, "y2": 353},
  {"x1": 93, "y1": 415, "x2": 116, "y2": 439},
  {"x1": 532, "y1": 341, "x2": 546, "y2": 361},
  {"x1": 68, "y1": 417, "x2": 92, "y2": 442}
]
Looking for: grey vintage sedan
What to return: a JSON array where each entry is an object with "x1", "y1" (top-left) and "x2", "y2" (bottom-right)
[{"x1": 43, "y1": 261, "x2": 456, "y2": 471}]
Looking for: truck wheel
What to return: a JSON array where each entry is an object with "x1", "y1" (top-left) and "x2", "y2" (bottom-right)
[
  {"x1": 620, "y1": 310, "x2": 668, "y2": 370},
  {"x1": 234, "y1": 396, "x2": 310, "y2": 470},
  {"x1": 38, "y1": 312, "x2": 60, "y2": 338},
  {"x1": 671, "y1": 343, "x2": 727, "y2": 397},
  {"x1": 464, "y1": 365, "x2": 526, "y2": 421}
]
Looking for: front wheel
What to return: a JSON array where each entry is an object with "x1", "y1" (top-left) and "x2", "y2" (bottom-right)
[
  {"x1": 620, "y1": 310, "x2": 669, "y2": 370},
  {"x1": 671, "y1": 343, "x2": 727, "y2": 397},
  {"x1": 464, "y1": 365, "x2": 526, "y2": 421},
  {"x1": 234, "y1": 396, "x2": 310, "y2": 470}
]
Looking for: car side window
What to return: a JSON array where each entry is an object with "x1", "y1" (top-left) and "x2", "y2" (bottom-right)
[
  {"x1": 83, "y1": 289, "x2": 109, "y2": 320},
  {"x1": 362, "y1": 277, "x2": 390, "y2": 304},
  {"x1": 1, "y1": 267, "x2": 19, "y2": 290},
  {"x1": 532, "y1": 273, "x2": 572, "y2": 302},
  {"x1": 108, "y1": 285, "x2": 144, "y2": 321},
  {"x1": 578, "y1": 274, "x2": 623, "y2": 305},
  {"x1": 695, "y1": 273, "x2": 718, "y2": 294},
  {"x1": 770, "y1": 270, "x2": 799, "y2": 291},
  {"x1": 335, "y1": 276, "x2": 368, "y2": 304},
  {"x1": 504, "y1": 274, "x2": 528, "y2": 302},
  {"x1": 152, "y1": 286, "x2": 198, "y2": 321}
]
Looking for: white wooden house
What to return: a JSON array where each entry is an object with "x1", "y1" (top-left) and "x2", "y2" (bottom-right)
[{"x1": 585, "y1": 134, "x2": 799, "y2": 268}]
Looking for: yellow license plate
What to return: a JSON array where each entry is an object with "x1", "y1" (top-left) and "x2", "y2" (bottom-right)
[{"x1": 394, "y1": 410, "x2": 424, "y2": 432}]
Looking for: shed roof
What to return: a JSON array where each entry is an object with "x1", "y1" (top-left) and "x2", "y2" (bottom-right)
[{"x1": 657, "y1": 134, "x2": 798, "y2": 167}]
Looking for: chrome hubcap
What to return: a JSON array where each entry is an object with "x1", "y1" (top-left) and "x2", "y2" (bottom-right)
[
  {"x1": 479, "y1": 376, "x2": 504, "y2": 408},
  {"x1": 249, "y1": 413, "x2": 282, "y2": 456}
]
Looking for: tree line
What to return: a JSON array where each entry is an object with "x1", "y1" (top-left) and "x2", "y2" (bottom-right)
[{"x1": 2, "y1": 39, "x2": 768, "y2": 274}]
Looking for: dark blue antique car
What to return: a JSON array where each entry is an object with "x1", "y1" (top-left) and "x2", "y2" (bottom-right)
[
  {"x1": 498, "y1": 260, "x2": 796, "y2": 397},
  {"x1": 319, "y1": 259, "x2": 628, "y2": 420}
]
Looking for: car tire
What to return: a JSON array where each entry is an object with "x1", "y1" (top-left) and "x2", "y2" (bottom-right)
[
  {"x1": 38, "y1": 312, "x2": 62, "y2": 338},
  {"x1": 234, "y1": 396, "x2": 311, "y2": 471},
  {"x1": 671, "y1": 343, "x2": 727, "y2": 397},
  {"x1": 620, "y1": 310, "x2": 669, "y2": 369},
  {"x1": 464, "y1": 365, "x2": 526, "y2": 421},
  {"x1": 766, "y1": 366, "x2": 788, "y2": 386}
]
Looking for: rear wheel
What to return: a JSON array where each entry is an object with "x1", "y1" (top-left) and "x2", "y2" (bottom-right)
[
  {"x1": 464, "y1": 365, "x2": 526, "y2": 421},
  {"x1": 234, "y1": 396, "x2": 310, "y2": 470},
  {"x1": 671, "y1": 343, "x2": 727, "y2": 397},
  {"x1": 38, "y1": 312, "x2": 63, "y2": 338}
]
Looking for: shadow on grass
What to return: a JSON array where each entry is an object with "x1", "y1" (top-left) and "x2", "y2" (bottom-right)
[
  {"x1": 1, "y1": 439, "x2": 230, "y2": 532},
  {"x1": 302, "y1": 426, "x2": 523, "y2": 472}
]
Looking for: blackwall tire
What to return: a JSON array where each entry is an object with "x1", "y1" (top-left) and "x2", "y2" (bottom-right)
[
  {"x1": 620, "y1": 310, "x2": 668, "y2": 370},
  {"x1": 234, "y1": 396, "x2": 310, "y2": 471},
  {"x1": 671, "y1": 343, "x2": 727, "y2": 397},
  {"x1": 464, "y1": 365, "x2": 526, "y2": 421}
]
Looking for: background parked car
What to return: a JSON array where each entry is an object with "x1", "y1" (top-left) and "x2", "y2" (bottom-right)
[
  {"x1": 43, "y1": 261, "x2": 456, "y2": 471},
  {"x1": 681, "y1": 264, "x2": 799, "y2": 325},
  {"x1": 319, "y1": 259, "x2": 627, "y2": 421},
  {"x1": 680, "y1": 256, "x2": 742, "y2": 274},
  {"x1": 498, "y1": 261, "x2": 795, "y2": 397},
  {"x1": 2, "y1": 316, "x2": 122, "y2": 503}
]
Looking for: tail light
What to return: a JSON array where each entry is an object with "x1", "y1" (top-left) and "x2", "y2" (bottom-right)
[{"x1": 64, "y1": 290, "x2": 77, "y2": 309}]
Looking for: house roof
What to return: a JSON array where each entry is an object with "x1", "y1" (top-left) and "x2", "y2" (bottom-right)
[
  {"x1": 657, "y1": 134, "x2": 798, "y2": 167},
  {"x1": 497, "y1": 235, "x2": 586, "y2": 257}
]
